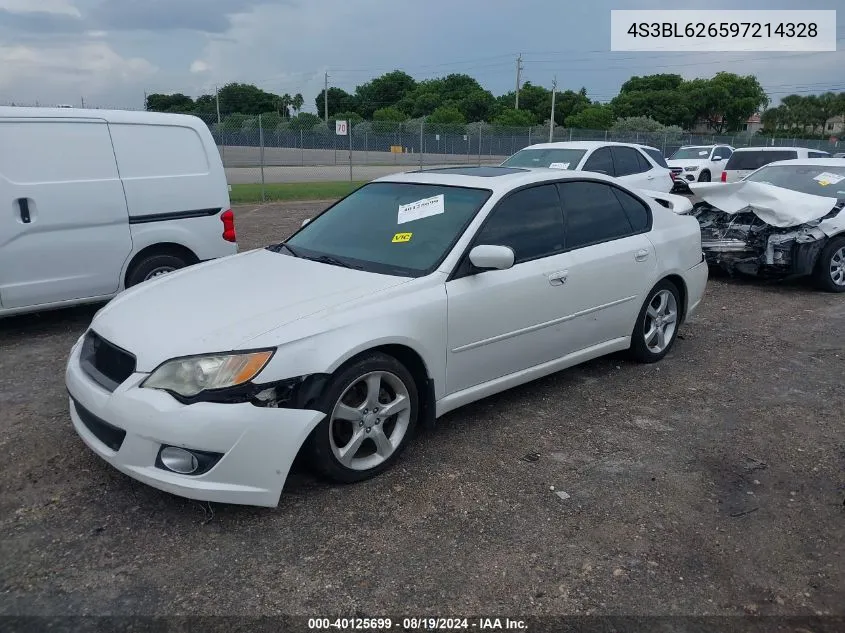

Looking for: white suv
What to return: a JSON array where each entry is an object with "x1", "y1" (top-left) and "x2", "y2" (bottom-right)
[
  {"x1": 721, "y1": 147, "x2": 830, "y2": 182},
  {"x1": 668, "y1": 145, "x2": 734, "y2": 186}
]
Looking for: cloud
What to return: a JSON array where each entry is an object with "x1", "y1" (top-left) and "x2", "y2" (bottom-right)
[
  {"x1": 190, "y1": 60, "x2": 210, "y2": 73},
  {"x1": 0, "y1": 0, "x2": 81, "y2": 17},
  {"x1": 90, "y1": 0, "x2": 287, "y2": 33},
  {"x1": 0, "y1": 42, "x2": 157, "y2": 105}
]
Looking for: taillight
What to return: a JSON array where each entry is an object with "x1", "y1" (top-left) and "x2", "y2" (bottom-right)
[
  {"x1": 720, "y1": 171, "x2": 727, "y2": 182},
  {"x1": 221, "y1": 209, "x2": 236, "y2": 242}
]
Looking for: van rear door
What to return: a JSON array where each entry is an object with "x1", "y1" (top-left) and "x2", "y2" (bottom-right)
[{"x1": 0, "y1": 118, "x2": 132, "y2": 309}]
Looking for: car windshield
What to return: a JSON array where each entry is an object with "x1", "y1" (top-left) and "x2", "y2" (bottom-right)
[
  {"x1": 501, "y1": 148, "x2": 587, "y2": 169},
  {"x1": 671, "y1": 147, "x2": 712, "y2": 160},
  {"x1": 279, "y1": 182, "x2": 491, "y2": 277},
  {"x1": 744, "y1": 164, "x2": 845, "y2": 197}
]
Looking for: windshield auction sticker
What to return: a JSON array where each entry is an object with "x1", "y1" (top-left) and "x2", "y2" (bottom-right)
[
  {"x1": 398, "y1": 194, "x2": 445, "y2": 225},
  {"x1": 392, "y1": 232, "x2": 412, "y2": 243},
  {"x1": 611, "y1": 10, "x2": 836, "y2": 51},
  {"x1": 814, "y1": 172, "x2": 845, "y2": 186}
]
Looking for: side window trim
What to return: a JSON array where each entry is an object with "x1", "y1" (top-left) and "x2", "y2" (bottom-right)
[
  {"x1": 556, "y1": 178, "x2": 654, "y2": 253},
  {"x1": 448, "y1": 183, "x2": 566, "y2": 281}
]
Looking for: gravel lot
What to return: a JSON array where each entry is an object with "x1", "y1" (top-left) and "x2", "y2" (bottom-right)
[{"x1": 1, "y1": 201, "x2": 844, "y2": 618}]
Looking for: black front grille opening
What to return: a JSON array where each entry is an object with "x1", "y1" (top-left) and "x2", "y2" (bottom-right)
[
  {"x1": 73, "y1": 399, "x2": 126, "y2": 451},
  {"x1": 79, "y1": 330, "x2": 137, "y2": 392}
]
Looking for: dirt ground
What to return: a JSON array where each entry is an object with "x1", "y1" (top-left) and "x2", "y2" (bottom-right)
[{"x1": 1, "y1": 201, "x2": 844, "y2": 618}]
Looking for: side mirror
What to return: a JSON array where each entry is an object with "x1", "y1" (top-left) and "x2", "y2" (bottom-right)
[
  {"x1": 469, "y1": 245, "x2": 515, "y2": 271},
  {"x1": 301, "y1": 218, "x2": 311, "y2": 227}
]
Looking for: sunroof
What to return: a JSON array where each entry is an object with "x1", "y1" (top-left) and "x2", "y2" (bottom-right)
[{"x1": 418, "y1": 166, "x2": 527, "y2": 177}]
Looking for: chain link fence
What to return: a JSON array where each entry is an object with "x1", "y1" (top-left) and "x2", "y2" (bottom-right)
[{"x1": 195, "y1": 113, "x2": 843, "y2": 199}]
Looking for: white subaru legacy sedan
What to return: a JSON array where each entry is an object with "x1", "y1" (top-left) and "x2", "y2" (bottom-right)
[{"x1": 66, "y1": 166, "x2": 708, "y2": 507}]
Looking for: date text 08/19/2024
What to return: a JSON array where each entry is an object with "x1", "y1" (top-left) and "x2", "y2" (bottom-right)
[{"x1": 307, "y1": 617, "x2": 528, "y2": 631}]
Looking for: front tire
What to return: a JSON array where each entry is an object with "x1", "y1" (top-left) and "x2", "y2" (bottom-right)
[
  {"x1": 629, "y1": 280, "x2": 681, "y2": 363},
  {"x1": 698, "y1": 170, "x2": 711, "y2": 182},
  {"x1": 813, "y1": 235, "x2": 845, "y2": 293},
  {"x1": 306, "y1": 353, "x2": 419, "y2": 483}
]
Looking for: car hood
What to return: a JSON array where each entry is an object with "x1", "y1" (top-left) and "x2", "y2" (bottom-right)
[
  {"x1": 90, "y1": 248, "x2": 412, "y2": 371},
  {"x1": 688, "y1": 181, "x2": 841, "y2": 228}
]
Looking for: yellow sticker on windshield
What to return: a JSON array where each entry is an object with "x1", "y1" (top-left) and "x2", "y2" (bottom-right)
[
  {"x1": 818, "y1": 180, "x2": 830, "y2": 186},
  {"x1": 392, "y1": 232, "x2": 412, "y2": 243}
]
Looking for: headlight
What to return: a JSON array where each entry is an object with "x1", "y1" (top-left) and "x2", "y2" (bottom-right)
[
  {"x1": 684, "y1": 166, "x2": 699, "y2": 171},
  {"x1": 142, "y1": 350, "x2": 275, "y2": 397}
]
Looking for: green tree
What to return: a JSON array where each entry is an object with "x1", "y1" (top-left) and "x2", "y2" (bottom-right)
[
  {"x1": 610, "y1": 74, "x2": 690, "y2": 127},
  {"x1": 565, "y1": 104, "x2": 615, "y2": 129},
  {"x1": 146, "y1": 93, "x2": 194, "y2": 112},
  {"x1": 611, "y1": 116, "x2": 666, "y2": 133},
  {"x1": 497, "y1": 82, "x2": 550, "y2": 123},
  {"x1": 373, "y1": 106, "x2": 408, "y2": 122},
  {"x1": 493, "y1": 108, "x2": 537, "y2": 127},
  {"x1": 315, "y1": 87, "x2": 358, "y2": 119},
  {"x1": 551, "y1": 88, "x2": 591, "y2": 126},
  {"x1": 291, "y1": 93, "x2": 304, "y2": 114},
  {"x1": 355, "y1": 70, "x2": 417, "y2": 118},
  {"x1": 217, "y1": 83, "x2": 279, "y2": 116},
  {"x1": 219, "y1": 113, "x2": 249, "y2": 131},
  {"x1": 681, "y1": 73, "x2": 768, "y2": 133},
  {"x1": 458, "y1": 89, "x2": 496, "y2": 122},
  {"x1": 289, "y1": 112, "x2": 323, "y2": 131},
  {"x1": 427, "y1": 106, "x2": 466, "y2": 126},
  {"x1": 333, "y1": 111, "x2": 363, "y2": 125}
]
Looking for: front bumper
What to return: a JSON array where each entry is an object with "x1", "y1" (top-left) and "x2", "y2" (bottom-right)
[{"x1": 65, "y1": 338, "x2": 324, "y2": 507}]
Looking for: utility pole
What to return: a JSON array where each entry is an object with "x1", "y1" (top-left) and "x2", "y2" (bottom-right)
[
  {"x1": 548, "y1": 76, "x2": 557, "y2": 143},
  {"x1": 81, "y1": 96, "x2": 85, "y2": 108},
  {"x1": 215, "y1": 85, "x2": 221, "y2": 125},
  {"x1": 324, "y1": 71, "x2": 329, "y2": 125},
  {"x1": 515, "y1": 54, "x2": 524, "y2": 110},
  {"x1": 143, "y1": 91, "x2": 147, "y2": 111}
]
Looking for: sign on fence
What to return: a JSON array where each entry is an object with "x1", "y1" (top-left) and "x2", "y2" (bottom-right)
[{"x1": 335, "y1": 120, "x2": 348, "y2": 136}]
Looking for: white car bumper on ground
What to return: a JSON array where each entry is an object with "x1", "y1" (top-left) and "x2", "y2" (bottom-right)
[{"x1": 65, "y1": 338, "x2": 324, "y2": 507}]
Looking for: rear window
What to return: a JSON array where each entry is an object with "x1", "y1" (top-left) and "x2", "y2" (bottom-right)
[
  {"x1": 641, "y1": 147, "x2": 668, "y2": 168},
  {"x1": 502, "y1": 148, "x2": 587, "y2": 170},
  {"x1": 725, "y1": 150, "x2": 797, "y2": 171}
]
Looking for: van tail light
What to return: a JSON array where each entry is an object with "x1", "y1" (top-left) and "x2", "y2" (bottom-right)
[
  {"x1": 221, "y1": 209, "x2": 236, "y2": 242},
  {"x1": 720, "y1": 170, "x2": 727, "y2": 182}
]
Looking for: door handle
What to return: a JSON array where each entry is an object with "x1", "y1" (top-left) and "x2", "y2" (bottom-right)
[
  {"x1": 17, "y1": 198, "x2": 31, "y2": 224},
  {"x1": 635, "y1": 249, "x2": 649, "y2": 262},
  {"x1": 646, "y1": 175, "x2": 655, "y2": 180},
  {"x1": 547, "y1": 270, "x2": 568, "y2": 286}
]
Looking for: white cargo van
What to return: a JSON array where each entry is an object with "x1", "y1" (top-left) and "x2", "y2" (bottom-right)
[{"x1": 0, "y1": 107, "x2": 237, "y2": 317}]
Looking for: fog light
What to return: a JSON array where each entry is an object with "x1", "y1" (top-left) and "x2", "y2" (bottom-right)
[{"x1": 159, "y1": 447, "x2": 199, "y2": 474}]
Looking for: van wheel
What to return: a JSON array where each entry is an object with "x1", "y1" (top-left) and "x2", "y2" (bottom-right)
[{"x1": 126, "y1": 254, "x2": 189, "y2": 287}]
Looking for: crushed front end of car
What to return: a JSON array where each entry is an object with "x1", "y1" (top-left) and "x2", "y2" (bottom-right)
[{"x1": 689, "y1": 180, "x2": 845, "y2": 278}]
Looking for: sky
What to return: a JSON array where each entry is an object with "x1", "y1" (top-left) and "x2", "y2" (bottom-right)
[{"x1": 0, "y1": 0, "x2": 843, "y2": 112}]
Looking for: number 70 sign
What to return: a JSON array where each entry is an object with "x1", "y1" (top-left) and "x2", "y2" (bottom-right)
[{"x1": 335, "y1": 120, "x2": 348, "y2": 136}]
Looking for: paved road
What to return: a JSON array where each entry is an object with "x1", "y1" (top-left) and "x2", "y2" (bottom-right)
[{"x1": 2, "y1": 200, "x2": 843, "y2": 618}]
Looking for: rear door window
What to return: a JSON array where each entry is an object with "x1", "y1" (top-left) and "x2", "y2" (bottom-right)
[
  {"x1": 556, "y1": 181, "x2": 636, "y2": 249},
  {"x1": 582, "y1": 147, "x2": 615, "y2": 176},
  {"x1": 724, "y1": 150, "x2": 798, "y2": 171},
  {"x1": 611, "y1": 147, "x2": 648, "y2": 176},
  {"x1": 641, "y1": 147, "x2": 669, "y2": 168}
]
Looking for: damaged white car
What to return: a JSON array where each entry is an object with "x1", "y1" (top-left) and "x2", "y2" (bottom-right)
[{"x1": 689, "y1": 159, "x2": 845, "y2": 292}]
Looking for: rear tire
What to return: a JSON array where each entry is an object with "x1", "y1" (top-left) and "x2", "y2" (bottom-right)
[
  {"x1": 629, "y1": 280, "x2": 681, "y2": 363},
  {"x1": 813, "y1": 235, "x2": 845, "y2": 293},
  {"x1": 306, "y1": 353, "x2": 419, "y2": 483},
  {"x1": 126, "y1": 253, "x2": 189, "y2": 287}
]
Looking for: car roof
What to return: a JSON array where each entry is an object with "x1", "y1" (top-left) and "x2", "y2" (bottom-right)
[
  {"x1": 374, "y1": 165, "x2": 621, "y2": 192},
  {"x1": 515, "y1": 141, "x2": 657, "y2": 151},
  {"x1": 0, "y1": 105, "x2": 204, "y2": 127},
  {"x1": 732, "y1": 146, "x2": 827, "y2": 153},
  {"x1": 759, "y1": 157, "x2": 845, "y2": 168}
]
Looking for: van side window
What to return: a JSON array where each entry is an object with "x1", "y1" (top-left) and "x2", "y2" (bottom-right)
[
  {"x1": 109, "y1": 124, "x2": 209, "y2": 178},
  {"x1": 0, "y1": 121, "x2": 119, "y2": 183}
]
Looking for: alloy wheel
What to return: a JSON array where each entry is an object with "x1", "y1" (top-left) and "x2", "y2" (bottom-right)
[{"x1": 644, "y1": 289, "x2": 678, "y2": 354}]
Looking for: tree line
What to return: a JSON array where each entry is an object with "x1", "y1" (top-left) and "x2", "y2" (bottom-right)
[{"x1": 145, "y1": 71, "x2": 843, "y2": 136}]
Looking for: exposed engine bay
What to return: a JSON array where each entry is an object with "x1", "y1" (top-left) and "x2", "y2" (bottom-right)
[
  {"x1": 692, "y1": 203, "x2": 842, "y2": 277},
  {"x1": 688, "y1": 179, "x2": 845, "y2": 278}
]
